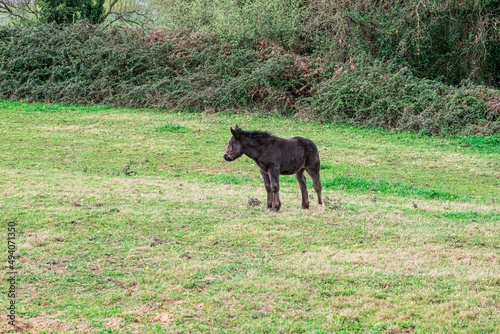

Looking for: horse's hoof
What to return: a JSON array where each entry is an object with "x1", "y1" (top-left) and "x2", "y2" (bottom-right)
[{"x1": 318, "y1": 203, "x2": 325, "y2": 212}]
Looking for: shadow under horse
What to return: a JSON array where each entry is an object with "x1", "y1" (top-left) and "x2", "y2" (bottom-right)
[{"x1": 224, "y1": 125, "x2": 323, "y2": 211}]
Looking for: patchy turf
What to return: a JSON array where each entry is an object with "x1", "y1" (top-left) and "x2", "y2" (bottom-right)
[{"x1": 0, "y1": 100, "x2": 499, "y2": 333}]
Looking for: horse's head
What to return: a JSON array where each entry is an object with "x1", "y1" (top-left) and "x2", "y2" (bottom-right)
[{"x1": 224, "y1": 125, "x2": 244, "y2": 161}]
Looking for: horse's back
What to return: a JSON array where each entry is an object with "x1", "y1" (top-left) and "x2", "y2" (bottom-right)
[
  {"x1": 290, "y1": 136, "x2": 319, "y2": 154},
  {"x1": 289, "y1": 136, "x2": 320, "y2": 165}
]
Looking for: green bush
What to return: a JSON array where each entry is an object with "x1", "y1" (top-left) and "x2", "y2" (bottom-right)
[
  {"x1": 0, "y1": 24, "x2": 317, "y2": 111},
  {"x1": 38, "y1": 0, "x2": 105, "y2": 24},
  {"x1": 305, "y1": 61, "x2": 500, "y2": 135}
]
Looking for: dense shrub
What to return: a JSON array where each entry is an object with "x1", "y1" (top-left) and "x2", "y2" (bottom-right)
[
  {"x1": 0, "y1": 24, "x2": 498, "y2": 135},
  {"x1": 2, "y1": 1, "x2": 499, "y2": 87},
  {"x1": 303, "y1": 0, "x2": 500, "y2": 87},
  {"x1": 0, "y1": 24, "x2": 319, "y2": 110},
  {"x1": 305, "y1": 61, "x2": 500, "y2": 135}
]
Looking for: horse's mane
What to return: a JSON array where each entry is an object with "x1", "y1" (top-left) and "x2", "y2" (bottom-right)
[{"x1": 239, "y1": 129, "x2": 274, "y2": 139}]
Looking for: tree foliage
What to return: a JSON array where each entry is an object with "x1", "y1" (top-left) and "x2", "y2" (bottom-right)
[
  {"x1": 38, "y1": 0, "x2": 105, "y2": 24},
  {"x1": 0, "y1": 0, "x2": 144, "y2": 25}
]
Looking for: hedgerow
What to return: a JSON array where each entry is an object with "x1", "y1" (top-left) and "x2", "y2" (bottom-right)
[
  {"x1": 0, "y1": 24, "x2": 319, "y2": 111},
  {"x1": 0, "y1": 24, "x2": 498, "y2": 135},
  {"x1": 305, "y1": 61, "x2": 500, "y2": 135}
]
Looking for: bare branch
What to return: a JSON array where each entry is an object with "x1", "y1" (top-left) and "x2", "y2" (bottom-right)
[
  {"x1": 0, "y1": 0, "x2": 37, "y2": 20},
  {"x1": 104, "y1": 10, "x2": 152, "y2": 27},
  {"x1": 100, "y1": 0, "x2": 119, "y2": 23},
  {"x1": 101, "y1": 0, "x2": 152, "y2": 27}
]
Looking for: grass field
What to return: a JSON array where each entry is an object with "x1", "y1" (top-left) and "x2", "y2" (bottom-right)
[{"x1": 1, "y1": 100, "x2": 499, "y2": 333}]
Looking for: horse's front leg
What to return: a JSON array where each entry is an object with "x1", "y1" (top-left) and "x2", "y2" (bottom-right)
[
  {"x1": 269, "y1": 166, "x2": 281, "y2": 211},
  {"x1": 259, "y1": 169, "x2": 272, "y2": 209}
]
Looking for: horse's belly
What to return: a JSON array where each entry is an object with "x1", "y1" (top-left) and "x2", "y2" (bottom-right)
[
  {"x1": 280, "y1": 154, "x2": 305, "y2": 175},
  {"x1": 280, "y1": 164, "x2": 303, "y2": 175}
]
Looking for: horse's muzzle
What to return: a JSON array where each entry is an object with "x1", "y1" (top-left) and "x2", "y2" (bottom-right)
[{"x1": 224, "y1": 154, "x2": 234, "y2": 161}]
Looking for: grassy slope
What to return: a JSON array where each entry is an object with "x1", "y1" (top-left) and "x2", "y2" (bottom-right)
[{"x1": 0, "y1": 100, "x2": 499, "y2": 333}]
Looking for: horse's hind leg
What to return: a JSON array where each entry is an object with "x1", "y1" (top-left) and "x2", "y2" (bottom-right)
[
  {"x1": 306, "y1": 164, "x2": 323, "y2": 208},
  {"x1": 295, "y1": 169, "x2": 309, "y2": 209}
]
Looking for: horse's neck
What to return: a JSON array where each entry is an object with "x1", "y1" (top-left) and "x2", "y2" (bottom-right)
[
  {"x1": 243, "y1": 146, "x2": 260, "y2": 161},
  {"x1": 242, "y1": 139, "x2": 264, "y2": 161}
]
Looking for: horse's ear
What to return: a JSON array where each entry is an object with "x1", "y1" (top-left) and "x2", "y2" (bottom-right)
[
  {"x1": 235, "y1": 125, "x2": 243, "y2": 138},
  {"x1": 230, "y1": 127, "x2": 240, "y2": 139}
]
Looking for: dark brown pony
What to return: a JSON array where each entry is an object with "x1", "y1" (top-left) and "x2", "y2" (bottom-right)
[{"x1": 224, "y1": 125, "x2": 323, "y2": 211}]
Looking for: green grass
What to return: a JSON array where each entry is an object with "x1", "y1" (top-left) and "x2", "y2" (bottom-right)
[
  {"x1": 458, "y1": 134, "x2": 500, "y2": 154},
  {"x1": 156, "y1": 124, "x2": 190, "y2": 133},
  {"x1": 322, "y1": 175, "x2": 458, "y2": 200},
  {"x1": 1, "y1": 101, "x2": 499, "y2": 333}
]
